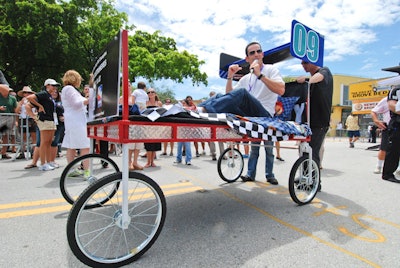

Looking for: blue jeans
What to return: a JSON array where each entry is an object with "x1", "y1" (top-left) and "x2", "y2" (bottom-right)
[
  {"x1": 198, "y1": 88, "x2": 271, "y2": 117},
  {"x1": 176, "y1": 142, "x2": 192, "y2": 163},
  {"x1": 247, "y1": 141, "x2": 274, "y2": 180},
  {"x1": 51, "y1": 123, "x2": 64, "y2": 147}
]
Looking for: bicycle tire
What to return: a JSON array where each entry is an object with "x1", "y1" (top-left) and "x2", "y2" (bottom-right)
[
  {"x1": 60, "y1": 153, "x2": 119, "y2": 207},
  {"x1": 217, "y1": 148, "x2": 244, "y2": 183},
  {"x1": 67, "y1": 171, "x2": 166, "y2": 267},
  {"x1": 288, "y1": 155, "x2": 320, "y2": 205}
]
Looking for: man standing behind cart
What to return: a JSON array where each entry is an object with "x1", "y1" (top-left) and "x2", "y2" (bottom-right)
[
  {"x1": 224, "y1": 41, "x2": 285, "y2": 185},
  {"x1": 296, "y1": 61, "x2": 333, "y2": 191},
  {"x1": 382, "y1": 85, "x2": 400, "y2": 183}
]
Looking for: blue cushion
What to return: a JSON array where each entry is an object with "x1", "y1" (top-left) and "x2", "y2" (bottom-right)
[{"x1": 275, "y1": 96, "x2": 300, "y2": 121}]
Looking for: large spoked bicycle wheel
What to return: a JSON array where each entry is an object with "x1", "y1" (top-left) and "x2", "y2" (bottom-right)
[
  {"x1": 67, "y1": 171, "x2": 166, "y2": 267},
  {"x1": 288, "y1": 155, "x2": 320, "y2": 205},
  {"x1": 217, "y1": 148, "x2": 244, "y2": 183},
  {"x1": 60, "y1": 154, "x2": 119, "y2": 207}
]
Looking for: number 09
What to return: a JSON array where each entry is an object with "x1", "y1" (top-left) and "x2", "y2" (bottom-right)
[{"x1": 292, "y1": 23, "x2": 320, "y2": 63}]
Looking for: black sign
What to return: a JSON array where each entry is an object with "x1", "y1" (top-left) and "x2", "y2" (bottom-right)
[{"x1": 89, "y1": 31, "x2": 121, "y2": 121}]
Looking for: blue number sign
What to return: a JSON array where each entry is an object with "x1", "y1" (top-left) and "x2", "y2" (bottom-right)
[{"x1": 290, "y1": 20, "x2": 324, "y2": 67}]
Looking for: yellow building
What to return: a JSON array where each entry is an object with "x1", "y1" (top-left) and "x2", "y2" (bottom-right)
[
  {"x1": 348, "y1": 79, "x2": 391, "y2": 114},
  {"x1": 331, "y1": 72, "x2": 399, "y2": 137},
  {"x1": 330, "y1": 75, "x2": 370, "y2": 134}
]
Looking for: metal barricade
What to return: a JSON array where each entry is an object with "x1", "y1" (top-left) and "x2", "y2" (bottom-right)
[{"x1": 0, "y1": 113, "x2": 34, "y2": 160}]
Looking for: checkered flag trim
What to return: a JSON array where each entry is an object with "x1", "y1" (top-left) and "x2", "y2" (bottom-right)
[
  {"x1": 226, "y1": 117, "x2": 289, "y2": 141},
  {"x1": 140, "y1": 107, "x2": 310, "y2": 141},
  {"x1": 141, "y1": 107, "x2": 168, "y2": 121}
]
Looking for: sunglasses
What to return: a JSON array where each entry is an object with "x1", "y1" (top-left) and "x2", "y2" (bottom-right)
[
  {"x1": 248, "y1": 49, "x2": 263, "y2": 56},
  {"x1": 147, "y1": 91, "x2": 155, "y2": 94}
]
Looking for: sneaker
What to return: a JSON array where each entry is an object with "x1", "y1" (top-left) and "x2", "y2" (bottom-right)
[
  {"x1": 382, "y1": 176, "x2": 400, "y2": 183},
  {"x1": 241, "y1": 175, "x2": 255, "y2": 182},
  {"x1": 83, "y1": 170, "x2": 90, "y2": 179},
  {"x1": 174, "y1": 160, "x2": 182, "y2": 164},
  {"x1": 49, "y1": 162, "x2": 60, "y2": 169},
  {"x1": 38, "y1": 163, "x2": 55, "y2": 171},
  {"x1": 349, "y1": 142, "x2": 354, "y2": 148},
  {"x1": 16, "y1": 154, "x2": 25, "y2": 159},
  {"x1": 1, "y1": 154, "x2": 11, "y2": 159},
  {"x1": 373, "y1": 167, "x2": 382, "y2": 174},
  {"x1": 186, "y1": 161, "x2": 192, "y2": 165},
  {"x1": 68, "y1": 168, "x2": 84, "y2": 177},
  {"x1": 101, "y1": 161, "x2": 109, "y2": 168},
  {"x1": 196, "y1": 152, "x2": 200, "y2": 157},
  {"x1": 395, "y1": 170, "x2": 400, "y2": 177},
  {"x1": 267, "y1": 177, "x2": 279, "y2": 185}
]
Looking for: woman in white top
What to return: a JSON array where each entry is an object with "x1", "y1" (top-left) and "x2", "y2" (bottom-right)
[
  {"x1": 60, "y1": 70, "x2": 90, "y2": 168},
  {"x1": 128, "y1": 81, "x2": 148, "y2": 170}
]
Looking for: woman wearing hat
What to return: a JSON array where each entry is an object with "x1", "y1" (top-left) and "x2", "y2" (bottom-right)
[
  {"x1": 15, "y1": 86, "x2": 37, "y2": 159},
  {"x1": 26, "y1": 79, "x2": 60, "y2": 171}
]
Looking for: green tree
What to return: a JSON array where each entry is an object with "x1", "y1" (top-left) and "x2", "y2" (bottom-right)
[
  {"x1": 0, "y1": 0, "x2": 129, "y2": 91},
  {"x1": 0, "y1": 0, "x2": 208, "y2": 93},
  {"x1": 129, "y1": 30, "x2": 208, "y2": 87},
  {"x1": 152, "y1": 87, "x2": 176, "y2": 103}
]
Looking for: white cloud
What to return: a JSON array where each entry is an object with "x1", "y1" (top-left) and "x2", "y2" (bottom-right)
[{"x1": 116, "y1": 0, "x2": 400, "y2": 99}]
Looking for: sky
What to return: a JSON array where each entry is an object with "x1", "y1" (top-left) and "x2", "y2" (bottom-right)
[{"x1": 115, "y1": 0, "x2": 400, "y2": 100}]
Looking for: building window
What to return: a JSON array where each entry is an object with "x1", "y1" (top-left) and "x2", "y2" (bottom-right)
[{"x1": 341, "y1": 84, "x2": 352, "y2": 106}]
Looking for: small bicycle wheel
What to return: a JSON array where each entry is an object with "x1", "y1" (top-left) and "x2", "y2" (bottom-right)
[
  {"x1": 67, "y1": 171, "x2": 166, "y2": 267},
  {"x1": 60, "y1": 154, "x2": 119, "y2": 207},
  {"x1": 217, "y1": 148, "x2": 244, "y2": 183},
  {"x1": 288, "y1": 155, "x2": 320, "y2": 205}
]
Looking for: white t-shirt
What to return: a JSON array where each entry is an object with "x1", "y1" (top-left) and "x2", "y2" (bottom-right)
[
  {"x1": 371, "y1": 97, "x2": 391, "y2": 124},
  {"x1": 131, "y1": 89, "x2": 148, "y2": 112},
  {"x1": 234, "y1": 64, "x2": 284, "y2": 116}
]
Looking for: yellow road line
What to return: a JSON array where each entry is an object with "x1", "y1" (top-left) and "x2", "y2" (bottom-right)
[
  {"x1": 165, "y1": 165, "x2": 381, "y2": 268},
  {"x1": 0, "y1": 198, "x2": 67, "y2": 210},
  {"x1": 0, "y1": 205, "x2": 72, "y2": 219},
  {"x1": 217, "y1": 188, "x2": 381, "y2": 268},
  {"x1": 0, "y1": 183, "x2": 202, "y2": 219}
]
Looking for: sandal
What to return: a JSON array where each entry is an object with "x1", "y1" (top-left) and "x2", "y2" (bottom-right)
[
  {"x1": 132, "y1": 164, "x2": 144, "y2": 170},
  {"x1": 24, "y1": 164, "x2": 37, "y2": 169}
]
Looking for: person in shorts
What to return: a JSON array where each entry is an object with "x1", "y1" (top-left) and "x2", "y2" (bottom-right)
[
  {"x1": 26, "y1": 79, "x2": 59, "y2": 170},
  {"x1": 0, "y1": 87, "x2": 17, "y2": 159},
  {"x1": 345, "y1": 112, "x2": 360, "y2": 148}
]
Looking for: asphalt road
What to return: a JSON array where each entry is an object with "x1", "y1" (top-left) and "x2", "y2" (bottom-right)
[{"x1": 0, "y1": 137, "x2": 399, "y2": 268}]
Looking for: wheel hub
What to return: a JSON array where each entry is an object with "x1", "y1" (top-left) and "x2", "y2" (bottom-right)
[
  {"x1": 227, "y1": 160, "x2": 235, "y2": 168},
  {"x1": 113, "y1": 209, "x2": 131, "y2": 229}
]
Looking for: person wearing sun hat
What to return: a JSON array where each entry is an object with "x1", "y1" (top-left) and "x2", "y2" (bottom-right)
[
  {"x1": 15, "y1": 86, "x2": 37, "y2": 159},
  {"x1": 17, "y1": 86, "x2": 35, "y2": 98}
]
